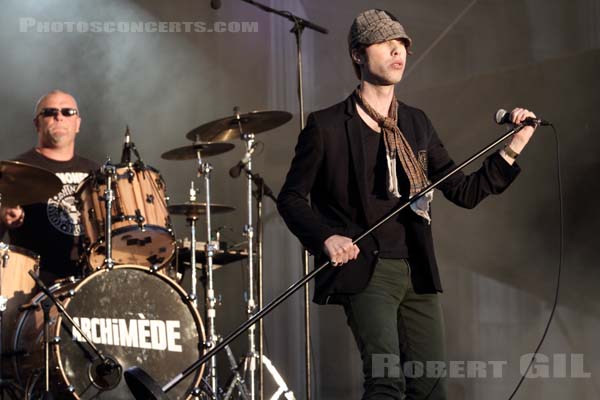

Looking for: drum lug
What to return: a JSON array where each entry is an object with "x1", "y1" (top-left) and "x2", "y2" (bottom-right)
[
  {"x1": 188, "y1": 293, "x2": 197, "y2": 302},
  {"x1": 67, "y1": 385, "x2": 75, "y2": 393},
  {"x1": 190, "y1": 387, "x2": 202, "y2": 398},
  {"x1": 58, "y1": 289, "x2": 76, "y2": 300},
  {"x1": 135, "y1": 209, "x2": 145, "y2": 229},
  {"x1": 52, "y1": 336, "x2": 62, "y2": 344},
  {"x1": 150, "y1": 264, "x2": 160, "y2": 273}
]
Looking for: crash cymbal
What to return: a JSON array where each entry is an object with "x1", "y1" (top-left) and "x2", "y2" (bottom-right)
[
  {"x1": 0, "y1": 161, "x2": 62, "y2": 207},
  {"x1": 161, "y1": 142, "x2": 235, "y2": 160},
  {"x1": 168, "y1": 202, "x2": 235, "y2": 217},
  {"x1": 185, "y1": 110, "x2": 293, "y2": 142}
]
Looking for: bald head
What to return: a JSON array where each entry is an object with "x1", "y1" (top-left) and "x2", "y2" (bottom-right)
[{"x1": 34, "y1": 90, "x2": 79, "y2": 117}]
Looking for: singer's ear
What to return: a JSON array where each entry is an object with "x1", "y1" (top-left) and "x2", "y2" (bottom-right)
[{"x1": 351, "y1": 48, "x2": 363, "y2": 64}]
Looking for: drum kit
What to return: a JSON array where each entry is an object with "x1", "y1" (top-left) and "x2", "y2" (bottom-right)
[{"x1": 0, "y1": 108, "x2": 294, "y2": 399}]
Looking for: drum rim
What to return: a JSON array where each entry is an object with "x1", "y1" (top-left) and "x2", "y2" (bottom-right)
[
  {"x1": 54, "y1": 264, "x2": 206, "y2": 399},
  {"x1": 74, "y1": 164, "x2": 164, "y2": 195},
  {"x1": 0, "y1": 244, "x2": 40, "y2": 261},
  {"x1": 11, "y1": 279, "x2": 77, "y2": 385}
]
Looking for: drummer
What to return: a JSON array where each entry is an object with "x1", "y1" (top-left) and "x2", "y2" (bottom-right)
[{"x1": 0, "y1": 90, "x2": 97, "y2": 284}]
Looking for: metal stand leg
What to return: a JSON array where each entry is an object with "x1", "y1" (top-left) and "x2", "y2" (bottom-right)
[
  {"x1": 222, "y1": 345, "x2": 249, "y2": 400},
  {"x1": 40, "y1": 299, "x2": 54, "y2": 400}
]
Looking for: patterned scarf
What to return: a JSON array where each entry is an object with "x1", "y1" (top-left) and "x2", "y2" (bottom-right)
[{"x1": 353, "y1": 88, "x2": 430, "y2": 198}]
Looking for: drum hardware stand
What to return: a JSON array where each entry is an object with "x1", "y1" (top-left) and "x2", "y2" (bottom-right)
[
  {"x1": 100, "y1": 160, "x2": 117, "y2": 270},
  {"x1": 234, "y1": 4, "x2": 328, "y2": 398},
  {"x1": 232, "y1": 107, "x2": 259, "y2": 400},
  {"x1": 187, "y1": 181, "x2": 199, "y2": 307},
  {"x1": 0, "y1": 242, "x2": 16, "y2": 400},
  {"x1": 40, "y1": 298, "x2": 53, "y2": 400},
  {"x1": 226, "y1": 106, "x2": 293, "y2": 400},
  {"x1": 191, "y1": 146, "x2": 220, "y2": 399},
  {"x1": 27, "y1": 271, "x2": 123, "y2": 392}
]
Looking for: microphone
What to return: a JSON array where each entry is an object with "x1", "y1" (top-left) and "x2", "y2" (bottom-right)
[
  {"x1": 210, "y1": 0, "x2": 222, "y2": 10},
  {"x1": 494, "y1": 108, "x2": 551, "y2": 126},
  {"x1": 229, "y1": 144, "x2": 257, "y2": 178},
  {"x1": 120, "y1": 126, "x2": 132, "y2": 164}
]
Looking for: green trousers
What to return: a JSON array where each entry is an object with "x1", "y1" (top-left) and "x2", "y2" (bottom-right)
[{"x1": 343, "y1": 258, "x2": 448, "y2": 399}]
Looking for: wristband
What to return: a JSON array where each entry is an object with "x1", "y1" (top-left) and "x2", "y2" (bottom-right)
[{"x1": 503, "y1": 144, "x2": 520, "y2": 159}]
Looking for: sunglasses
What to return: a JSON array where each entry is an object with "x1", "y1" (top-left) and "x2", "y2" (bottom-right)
[{"x1": 38, "y1": 108, "x2": 79, "y2": 118}]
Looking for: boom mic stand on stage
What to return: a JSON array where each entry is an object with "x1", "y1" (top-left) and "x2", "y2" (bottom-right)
[
  {"x1": 124, "y1": 120, "x2": 537, "y2": 399},
  {"x1": 236, "y1": 2, "x2": 328, "y2": 399}
]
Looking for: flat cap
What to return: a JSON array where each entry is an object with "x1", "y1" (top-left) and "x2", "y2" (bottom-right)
[{"x1": 348, "y1": 9, "x2": 412, "y2": 51}]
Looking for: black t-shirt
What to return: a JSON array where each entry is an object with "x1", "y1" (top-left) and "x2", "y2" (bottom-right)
[
  {"x1": 8, "y1": 149, "x2": 98, "y2": 284},
  {"x1": 359, "y1": 119, "x2": 410, "y2": 259}
]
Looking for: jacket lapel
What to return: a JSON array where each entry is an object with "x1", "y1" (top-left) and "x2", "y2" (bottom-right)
[{"x1": 344, "y1": 96, "x2": 371, "y2": 225}]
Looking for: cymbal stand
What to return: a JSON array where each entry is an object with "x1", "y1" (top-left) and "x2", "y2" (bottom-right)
[
  {"x1": 234, "y1": 108, "x2": 258, "y2": 400},
  {"x1": 194, "y1": 148, "x2": 219, "y2": 399}
]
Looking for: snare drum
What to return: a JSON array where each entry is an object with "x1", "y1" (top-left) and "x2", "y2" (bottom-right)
[
  {"x1": 12, "y1": 265, "x2": 205, "y2": 399},
  {"x1": 76, "y1": 164, "x2": 175, "y2": 270}
]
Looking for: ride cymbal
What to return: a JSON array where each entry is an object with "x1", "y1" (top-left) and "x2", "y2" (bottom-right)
[{"x1": 185, "y1": 110, "x2": 292, "y2": 142}]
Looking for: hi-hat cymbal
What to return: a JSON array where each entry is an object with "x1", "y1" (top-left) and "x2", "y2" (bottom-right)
[
  {"x1": 168, "y1": 202, "x2": 235, "y2": 217},
  {"x1": 185, "y1": 110, "x2": 293, "y2": 142},
  {"x1": 0, "y1": 161, "x2": 63, "y2": 207},
  {"x1": 161, "y1": 142, "x2": 235, "y2": 160}
]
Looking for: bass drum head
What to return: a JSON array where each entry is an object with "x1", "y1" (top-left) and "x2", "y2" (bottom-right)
[{"x1": 55, "y1": 266, "x2": 204, "y2": 399}]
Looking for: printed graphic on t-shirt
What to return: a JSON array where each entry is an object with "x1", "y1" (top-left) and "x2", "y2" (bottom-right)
[{"x1": 47, "y1": 172, "x2": 88, "y2": 236}]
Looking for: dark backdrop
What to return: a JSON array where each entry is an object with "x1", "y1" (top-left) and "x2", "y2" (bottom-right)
[{"x1": 1, "y1": 1, "x2": 598, "y2": 399}]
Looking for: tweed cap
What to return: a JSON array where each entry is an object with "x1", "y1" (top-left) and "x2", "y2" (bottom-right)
[{"x1": 348, "y1": 9, "x2": 412, "y2": 51}]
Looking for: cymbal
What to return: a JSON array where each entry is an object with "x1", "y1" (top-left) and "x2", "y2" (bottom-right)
[
  {"x1": 185, "y1": 110, "x2": 293, "y2": 142},
  {"x1": 177, "y1": 247, "x2": 249, "y2": 271},
  {"x1": 161, "y1": 142, "x2": 235, "y2": 160},
  {"x1": 0, "y1": 161, "x2": 62, "y2": 207},
  {"x1": 168, "y1": 202, "x2": 235, "y2": 217}
]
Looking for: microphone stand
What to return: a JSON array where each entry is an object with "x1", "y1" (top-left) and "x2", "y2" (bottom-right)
[
  {"x1": 124, "y1": 122, "x2": 531, "y2": 399},
  {"x1": 27, "y1": 271, "x2": 122, "y2": 392},
  {"x1": 237, "y1": 2, "x2": 327, "y2": 399}
]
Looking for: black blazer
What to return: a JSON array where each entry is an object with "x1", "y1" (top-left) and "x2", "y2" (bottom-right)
[{"x1": 277, "y1": 95, "x2": 520, "y2": 304}]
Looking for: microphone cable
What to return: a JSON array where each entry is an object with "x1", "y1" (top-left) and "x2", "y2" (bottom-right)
[{"x1": 506, "y1": 123, "x2": 563, "y2": 399}]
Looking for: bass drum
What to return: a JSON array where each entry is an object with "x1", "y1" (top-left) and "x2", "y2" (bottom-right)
[{"x1": 12, "y1": 265, "x2": 205, "y2": 399}]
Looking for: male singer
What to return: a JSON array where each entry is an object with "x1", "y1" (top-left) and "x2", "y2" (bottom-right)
[{"x1": 277, "y1": 9, "x2": 537, "y2": 399}]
